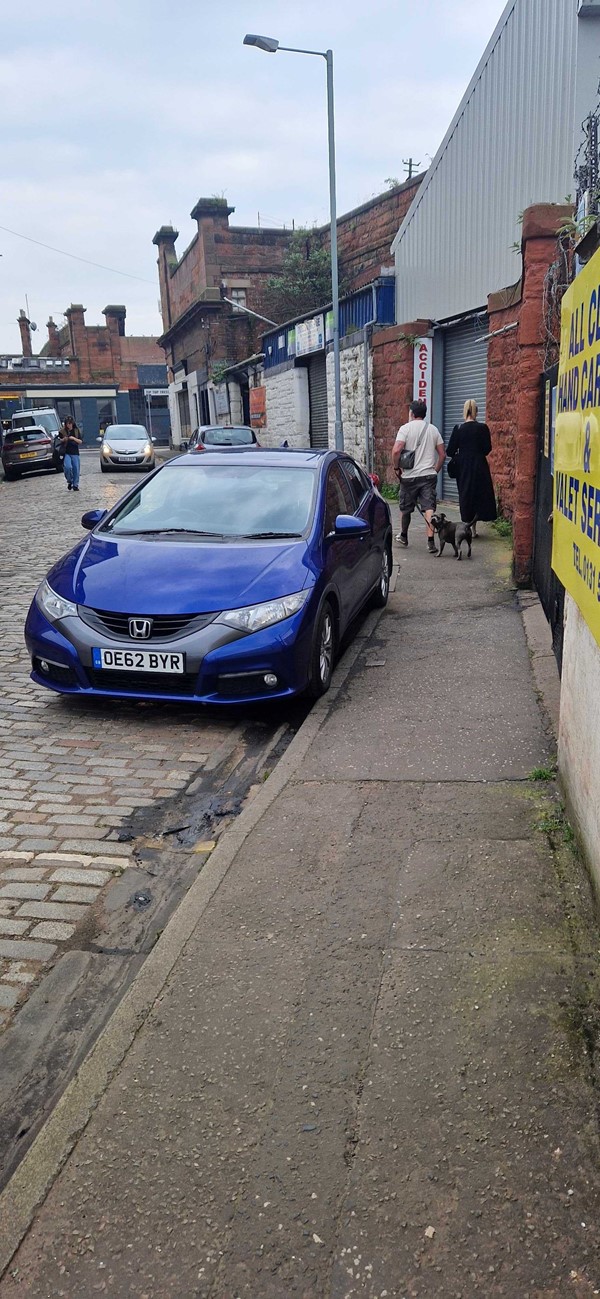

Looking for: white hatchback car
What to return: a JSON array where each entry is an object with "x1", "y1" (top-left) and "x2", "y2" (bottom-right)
[{"x1": 99, "y1": 424, "x2": 156, "y2": 472}]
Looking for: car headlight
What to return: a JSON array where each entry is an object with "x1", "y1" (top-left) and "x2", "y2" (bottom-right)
[
  {"x1": 36, "y1": 579, "x2": 78, "y2": 623},
  {"x1": 102, "y1": 442, "x2": 113, "y2": 456},
  {"x1": 143, "y1": 443, "x2": 153, "y2": 455},
  {"x1": 217, "y1": 589, "x2": 309, "y2": 633}
]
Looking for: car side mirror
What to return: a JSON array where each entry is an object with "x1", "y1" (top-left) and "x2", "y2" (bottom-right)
[
  {"x1": 334, "y1": 513, "x2": 370, "y2": 537},
  {"x1": 81, "y1": 509, "x2": 107, "y2": 530},
  {"x1": 180, "y1": 440, "x2": 189, "y2": 451},
  {"x1": 151, "y1": 436, "x2": 157, "y2": 442},
  {"x1": 96, "y1": 436, "x2": 103, "y2": 442}
]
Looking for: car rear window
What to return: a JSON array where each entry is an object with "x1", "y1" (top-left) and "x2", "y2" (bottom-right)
[
  {"x1": 203, "y1": 427, "x2": 255, "y2": 446},
  {"x1": 4, "y1": 429, "x2": 51, "y2": 445}
]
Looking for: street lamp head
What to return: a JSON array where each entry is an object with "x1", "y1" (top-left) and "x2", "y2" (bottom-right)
[{"x1": 243, "y1": 33, "x2": 279, "y2": 53}]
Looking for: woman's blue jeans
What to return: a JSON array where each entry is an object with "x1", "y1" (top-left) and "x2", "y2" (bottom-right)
[{"x1": 63, "y1": 454, "x2": 80, "y2": 488}]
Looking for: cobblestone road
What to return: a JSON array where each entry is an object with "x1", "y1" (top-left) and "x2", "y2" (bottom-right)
[{"x1": 0, "y1": 454, "x2": 244, "y2": 1030}]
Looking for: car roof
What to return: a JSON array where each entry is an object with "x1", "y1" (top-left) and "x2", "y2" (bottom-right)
[{"x1": 167, "y1": 447, "x2": 333, "y2": 469}]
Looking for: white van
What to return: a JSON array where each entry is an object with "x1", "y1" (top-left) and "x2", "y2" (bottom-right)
[{"x1": 11, "y1": 409, "x2": 61, "y2": 437}]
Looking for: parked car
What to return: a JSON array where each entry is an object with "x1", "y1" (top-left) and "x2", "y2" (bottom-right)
[
  {"x1": 183, "y1": 425, "x2": 259, "y2": 451},
  {"x1": 11, "y1": 408, "x2": 61, "y2": 437},
  {"x1": 25, "y1": 448, "x2": 392, "y2": 705},
  {"x1": 99, "y1": 424, "x2": 156, "y2": 472},
  {"x1": 2, "y1": 409, "x2": 63, "y2": 480}
]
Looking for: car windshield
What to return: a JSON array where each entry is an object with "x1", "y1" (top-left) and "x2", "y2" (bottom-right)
[
  {"x1": 105, "y1": 427, "x2": 147, "y2": 442},
  {"x1": 202, "y1": 427, "x2": 254, "y2": 446},
  {"x1": 103, "y1": 464, "x2": 317, "y2": 538},
  {"x1": 4, "y1": 429, "x2": 50, "y2": 445}
]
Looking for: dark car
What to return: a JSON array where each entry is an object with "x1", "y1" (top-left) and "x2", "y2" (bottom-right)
[
  {"x1": 2, "y1": 414, "x2": 63, "y2": 480},
  {"x1": 184, "y1": 425, "x2": 259, "y2": 452},
  {"x1": 25, "y1": 448, "x2": 392, "y2": 706}
]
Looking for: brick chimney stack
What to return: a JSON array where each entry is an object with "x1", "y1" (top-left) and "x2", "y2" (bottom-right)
[
  {"x1": 46, "y1": 317, "x2": 61, "y2": 358},
  {"x1": 18, "y1": 309, "x2": 33, "y2": 357},
  {"x1": 153, "y1": 226, "x2": 179, "y2": 331},
  {"x1": 65, "y1": 304, "x2": 90, "y2": 378}
]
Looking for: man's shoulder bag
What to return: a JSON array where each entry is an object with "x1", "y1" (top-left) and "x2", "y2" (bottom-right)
[{"x1": 399, "y1": 420, "x2": 429, "y2": 472}]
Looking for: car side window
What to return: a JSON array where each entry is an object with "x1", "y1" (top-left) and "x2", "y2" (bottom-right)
[
  {"x1": 324, "y1": 463, "x2": 354, "y2": 534},
  {"x1": 342, "y1": 459, "x2": 369, "y2": 510}
]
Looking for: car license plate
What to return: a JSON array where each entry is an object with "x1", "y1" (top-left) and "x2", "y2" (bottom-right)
[
  {"x1": 117, "y1": 455, "x2": 135, "y2": 461},
  {"x1": 19, "y1": 452, "x2": 38, "y2": 459},
  {"x1": 92, "y1": 648, "x2": 185, "y2": 673}
]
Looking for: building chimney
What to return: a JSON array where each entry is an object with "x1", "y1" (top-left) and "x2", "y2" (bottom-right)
[
  {"x1": 65, "y1": 304, "x2": 90, "y2": 377},
  {"x1": 46, "y1": 317, "x2": 61, "y2": 358},
  {"x1": 18, "y1": 309, "x2": 33, "y2": 357},
  {"x1": 153, "y1": 226, "x2": 180, "y2": 330},
  {"x1": 102, "y1": 304, "x2": 127, "y2": 337}
]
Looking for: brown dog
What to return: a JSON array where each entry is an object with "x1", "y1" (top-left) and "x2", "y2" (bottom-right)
[{"x1": 431, "y1": 513, "x2": 474, "y2": 560}]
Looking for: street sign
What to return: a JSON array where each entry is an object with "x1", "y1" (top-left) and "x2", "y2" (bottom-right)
[{"x1": 144, "y1": 388, "x2": 168, "y2": 397}]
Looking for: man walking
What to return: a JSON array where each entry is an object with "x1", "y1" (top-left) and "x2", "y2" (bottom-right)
[
  {"x1": 60, "y1": 417, "x2": 83, "y2": 492},
  {"x1": 392, "y1": 400, "x2": 445, "y2": 552}
]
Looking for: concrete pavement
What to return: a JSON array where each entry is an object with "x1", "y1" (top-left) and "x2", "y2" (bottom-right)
[{"x1": 2, "y1": 509, "x2": 600, "y2": 1297}]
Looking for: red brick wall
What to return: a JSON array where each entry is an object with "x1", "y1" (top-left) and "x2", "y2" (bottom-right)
[
  {"x1": 372, "y1": 320, "x2": 430, "y2": 482},
  {"x1": 155, "y1": 180, "x2": 425, "y2": 368},
  {"x1": 485, "y1": 204, "x2": 572, "y2": 584},
  {"x1": 486, "y1": 292, "x2": 521, "y2": 516},
  {"x1": 312, "y1": 175, "x2": 423, "y2": 292}
]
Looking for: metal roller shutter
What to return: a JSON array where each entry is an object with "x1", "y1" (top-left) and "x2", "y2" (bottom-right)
[
  {"x1": 308, "y1": 355, "x2": 329, "y2": 448},
  {"x1": 441, "y1": 316, "x2": 488, "y2": 503}
]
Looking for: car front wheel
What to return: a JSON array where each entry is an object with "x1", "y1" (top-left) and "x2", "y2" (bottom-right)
[{"x1": 306, "y1": 600, "x2": 336, "y2": 700}]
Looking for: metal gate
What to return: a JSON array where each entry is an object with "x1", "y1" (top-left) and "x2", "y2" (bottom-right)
[
  {"x1": 532, "y1": 365, "x2": 564, "y2": 672},
  {"x1": 441, "y1": 316, "x2": 489, "y2": 501},
  {"x1": 308, "y1": 355, "x2": 329, "y2": 448}
]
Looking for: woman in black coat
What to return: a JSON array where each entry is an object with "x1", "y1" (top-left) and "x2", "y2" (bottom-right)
[{"x1": 446, "y1": 400, "x2": 497, "y2": 534}]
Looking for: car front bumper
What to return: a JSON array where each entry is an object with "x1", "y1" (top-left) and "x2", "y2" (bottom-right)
[
  {"x1": 101, "y1": 452, "x2": 155, "y2": 469},
  {"x1": 25, "y1": 598, "x2": 316, "y2": 704}
]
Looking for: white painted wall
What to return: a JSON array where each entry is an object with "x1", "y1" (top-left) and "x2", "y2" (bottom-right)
[
  {"x1": 227, "y1": 380, "x2": 243, "y2": 425},
  {"x1": 261, "y1": 366, "x2": 310, "y2": 448},
  {"x1": 168, "y1": 382, "x2": 181, "y2": 446},
  {"x1": 326, "y1": 337, "x2": 372, "y2": 466},
  {"x1": 558, "y1": 593, "x2": 600, "y2": 888}
]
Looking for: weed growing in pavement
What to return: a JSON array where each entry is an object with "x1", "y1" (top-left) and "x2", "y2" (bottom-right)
[
  {"x1": 379, "y1": 483, "x2": 399, "y2": 502},
  {"x1": 492, "y1": 516, "x2": 513, "y2": 540},
  {"x1": 529, "y1": 762, "x2": 558, "y2": 782},
  {"x1": 538, "y1": 802, "x2": 576, "y2": 846}
]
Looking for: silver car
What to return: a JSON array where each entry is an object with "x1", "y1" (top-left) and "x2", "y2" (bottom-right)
[{"x1": 99, "y1": 424, "x2": 156, "y2": 472}]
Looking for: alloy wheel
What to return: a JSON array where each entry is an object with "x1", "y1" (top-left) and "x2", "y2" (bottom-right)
[{"x1": 319, "y1": 610, "x2": 334, "y2": 684}]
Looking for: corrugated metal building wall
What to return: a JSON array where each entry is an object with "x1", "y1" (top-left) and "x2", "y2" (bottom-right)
[{"x1": 393, "y1": 0, "x2": 593, "y2": 323}]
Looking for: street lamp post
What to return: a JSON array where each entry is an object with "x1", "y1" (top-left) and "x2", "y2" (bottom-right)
[{"x1": 243, "y1": 34, "x2": 344, "y2": 451}]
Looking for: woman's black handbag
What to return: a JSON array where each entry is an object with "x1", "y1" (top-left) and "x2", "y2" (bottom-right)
[{"x1": 447, "y1": 455, "x2": 458, "y2": 480}]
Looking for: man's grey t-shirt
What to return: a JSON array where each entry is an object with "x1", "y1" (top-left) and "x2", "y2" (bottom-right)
[{"x1": 394, "y1": 419, "x2": 444, "y2": 479}]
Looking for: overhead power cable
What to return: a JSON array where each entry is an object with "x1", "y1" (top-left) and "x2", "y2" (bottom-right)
[{"x1": 0, "y1": 224, "x2": 155, "y2": 284}]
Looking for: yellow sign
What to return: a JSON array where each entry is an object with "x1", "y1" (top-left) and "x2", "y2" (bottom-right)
[{"x1": 552, "y1": 248, "x2": 600, "y2": 648}]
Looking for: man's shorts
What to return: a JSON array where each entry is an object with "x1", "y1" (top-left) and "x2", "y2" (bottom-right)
[{"x1": 398, "y1": 474, "x2": 437, "y2": 515}]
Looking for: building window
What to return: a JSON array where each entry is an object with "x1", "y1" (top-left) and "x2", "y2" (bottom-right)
[{"x1": 229, "y1": 288, "x2": 247, "y2": 313}]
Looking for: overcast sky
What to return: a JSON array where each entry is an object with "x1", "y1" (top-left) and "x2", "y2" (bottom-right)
[{"x1": 0, "y1": 0, "x2": 508, "y2": 353}]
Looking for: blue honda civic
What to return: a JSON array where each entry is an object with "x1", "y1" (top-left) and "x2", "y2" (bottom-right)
[{"x1": 25, "y1": 448, "x2": 392, "y2": 705}]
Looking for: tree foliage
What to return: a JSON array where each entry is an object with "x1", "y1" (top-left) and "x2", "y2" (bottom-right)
[{"x1": 263, "y1": 230, "x2": 333, "y2": 325}]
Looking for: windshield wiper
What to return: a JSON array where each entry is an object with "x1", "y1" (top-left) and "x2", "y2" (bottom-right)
[
  {"x1": 244, "y1": 531, "x2": 303, "y2": 539},
  {"x1": 113, "y1": 527, "x2": 225, "y2": 537}
]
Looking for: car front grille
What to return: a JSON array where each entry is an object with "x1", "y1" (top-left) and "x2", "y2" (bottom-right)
[
  {"x1": 87, "y1": 669, "x2": 198, "y2": 696},
  {"x1": 78, "y1": 608, "x2": 216, "y2": 641}
]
